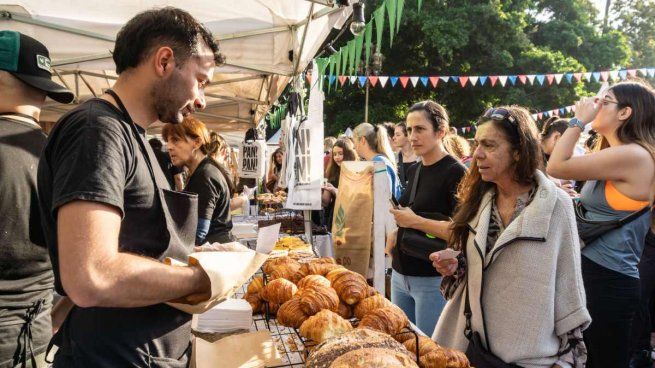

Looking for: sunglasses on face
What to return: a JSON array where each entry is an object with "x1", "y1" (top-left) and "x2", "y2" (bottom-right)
[{"x1": 482, "y1": 108, "x2": 517, "y2": 125}]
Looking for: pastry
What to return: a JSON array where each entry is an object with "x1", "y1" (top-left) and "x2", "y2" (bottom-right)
[
  {"x1": 247, "y1": 276, "x2": 264, "y2": 295},
  {"x1": 277, "y1": 297, "x2": 309, "y2": 328},
  {"x1": 353, "y1": 294, "x2": 393, "y2": 320},
  {"x1": 261, "y1": 278, "x2": 298, "y2": 304},
  {"x1": 270, "y1": 262, "x2": 301, "y2": 281},
  {"x1": 419, "y1": 348, "x2": 449, "y2": 368},
  {"x1": 299, "y1": 285, "x2": 339, "y2": 316},
  {"x1": 325, "y1": 268, "x2": 350, "y2": 284},
  {"x1": 299, "y1": 309, "x2": 353, "y2": 343},
  {"x1": 331, "y1": 270, "x2": 368, "y2": 305},
  {"x1": 443, "y1": 348, "x2": 470, "y2": 368},
  {"x1": 403, "y1": 336, "x2": 439, "y2": 358},
  {"x1": 357, "y1": 306, "x2": 409, "y2": 336},
  {"x1": 298, "y1": 262, "x2": 344, "y2": 278},
  {"x1": 329, "y1": 347, "x2": 419, "y2": 367},
  {"x1": 336, "y1": 302, "x2": 353, "y2": 320},
  {"x1": 298, "y1": 275, "x2": 332, "y2": 289},
  {"x1": 262, "y1": 256, "x2": 300, "y2": 275},
  {"x1": 244, "y1": 292, "x2": 262, "y2": 314}
]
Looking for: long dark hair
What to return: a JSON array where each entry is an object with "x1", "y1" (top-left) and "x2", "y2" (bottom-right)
[
  {"x1": 449, "y1": 105, "x2": 542, "y2": 251},
  {"x1": 270, "y1": 148, "x2": 284, "y2": 172},
  {"x1": 325, "y1": 138, "x2": 358, "y2": 185}
]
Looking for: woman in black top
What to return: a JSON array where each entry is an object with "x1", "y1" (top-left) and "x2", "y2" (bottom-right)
[
  {"x1": 163, "y1": 117, "x2": 235, "y2": 244},
  {"x1": 388, "y1": 100, "x2": 467, "y2": 336}
]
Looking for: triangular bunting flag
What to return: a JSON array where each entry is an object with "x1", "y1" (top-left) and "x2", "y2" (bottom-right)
[
  {"x1": 536, "y1": 75, "x2": 546, "y2": 85},
  {"x1": 592, "y1": 72, "x2": 600, "y2": 82},
  {"x1": 329, "y1": 75, "x2": 336, "y2": 85},
  {"x1": 451, "y1": 76, "x2": 460, "y2": 83},
  {"x1": 583, "y1": 72, "x2": 592, "y2": 81},
  {"x1": 639, "y1": 68, "x2": 648, "y2": 77},
  {"x1": 461, "y1": 127, "x2": 466, "y2": 134},
  {"x1": 498, "y1": 75, "x2": 508, "y2": 86},
  {"x1": 409, "y1": 76, "x2": 419, "y2": 87},
  {"x1": 479, "y1": 76, "x2": 488, "y2": 86},
  {"x1": 386, "y1": 0, "x2": 397, "y2": 47},
  {"x1": 440, "y1": 76, "x2": 450, "y2": 83},
  {"x1": 600, "y1": 71, "x2": 609, "y2": 81},
  {"x1": 554, "y1": 74, "x2": 564, "y2": 84},
  {"x1": 420, "y1": 76, "x2": 429, "y2": 87},
  {"x1": 532, "y1": 114, "x2": 538, "y2": 120},
  {"x1": 379, "y1": 76, "x2": 389, "y2": 87},
  {"x1": 418, "y1": 0, "x2": 423, "y2": 11},
  {"x1": 559, "y1": 108, "x2": 566, "y2": 115},
  {"x1": 489, "y1": 76, "x2": 499, "y2": 86},
  {"x1": 518, "y1": 75, "x2": 527, "y2": 84},
  {"x1": 565, "y1": 73, "x2": 573, "y2": 83},
  {"x1": 628, "y1": 69, "x2": 637, "y2": 77},
  {"x1": 390, "y1": 76, "x2": 399, "y2": 87},
  {"x1": 358, "y1": 76, "x2": 367, "y2": 86},
  {"x1": 369, "y1": 76, "x2": 379, "y2": 87},
  {"x1": 546, "y1": 74, "x2": 554, "y2": 85},
  {"x1": 571, "y1": 106, "x2": 576, "y2": 112},
  {"x1": 543, "y1": 111, "x2": 549, "y2": 117},
  {"x1": 469, "y1": 76, "x2": 479, "y2": 86},
  {"x1": 349, "y1": 76, "x2": 357, "y2": 85},
  {"x1": 619, "y1": 70, "x2": 628, "y2": 80},
  {"x1": 526, "y1": 75, "x2": 536, "y2": 84},
  {"x1": 574, "y1": 73, "x2": 583, "y2": 82},
  {"x1": 338, "y1": 76, "x2": 347, "y2": 86},
  {"x1": 649, "y1": 68, "x2": 655, "y2": 77},
  {"x1": 399, "y1": 76, "x2": 409, "y2": 88},
  {"x1": 364, "y1": 23, "x2": 372, "y2": 66},
  {"x1": 374, "y1": 5, "x2": 386, "y2": 53},
  {"x1": 552, "y1": 109, "x2": 559, "y2": 116},
  {"x1": 429, "y1": 76, "x2": 439, "y2": 88},
  {"x1": 396, "y1": 0, "x2": 405, "y2": 35},
  {"x1": 565, "y1": 106, "x2": 572, "y2": 113},
  {"x1": 609, "y1": 70, "x2": 619, "y2": 81},
  {"x1": 508, "y1": 75, "x2": 517, "y2": 85},
  {"x1": 459, "y1": 76, "x2": 469, "y2": 87},
  {"x1": 538, "y1": 113, "x2": 543, "y2": 120}
]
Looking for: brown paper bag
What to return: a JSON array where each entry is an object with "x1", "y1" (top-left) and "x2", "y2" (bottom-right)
[
  {"x1": 332, "y1": 162, "x2": 374, "y2": 276},
  {"x1": 192, "y1": 331, "x2": 281, "y2": 368},
  {"x1": 165, "y1": 250, "x2": 269, "y2": 314}
]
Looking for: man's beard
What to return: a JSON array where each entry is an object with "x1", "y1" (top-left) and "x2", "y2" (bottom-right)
[{"x1": 151, "y1": 71, "x2": 187, "y2": 124}]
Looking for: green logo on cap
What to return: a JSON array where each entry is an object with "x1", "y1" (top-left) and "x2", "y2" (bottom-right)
[{"x1": 36, "y1": 55, "x2": 51, "y2": 73}]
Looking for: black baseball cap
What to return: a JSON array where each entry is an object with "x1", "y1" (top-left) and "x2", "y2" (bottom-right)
[{"x1": 0, "y1": 30, "x2": 74, "y2": 103}]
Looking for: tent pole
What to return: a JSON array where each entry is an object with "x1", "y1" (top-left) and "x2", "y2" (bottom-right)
[
  {"x1": 0, "y1": 11, "x2": 115, "y2": 42},
  {"x1": 293, "y1": 3, "x2": 315, "y2": 76}
]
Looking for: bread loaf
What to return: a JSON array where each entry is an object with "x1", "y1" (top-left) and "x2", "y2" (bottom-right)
[
  {"x1": 357, "y1": 306, "x2": 409, "y2": 336},
  {"x1": 261, "y1": 278, "x2": 297, "y2": 304},
  {"x1": 298, "y1": 274, "x2": 331, "y2": 289},
  {"x1": 299, "y1": 285, "x2": 339, "y2": 316},
  {"x1": 244, "y1": 292, "x2": 262, "y2": 314},
  {"x1": 335, "y1": 302, "x2": 353, "y2": 320},
  {"x1": 305, "y1": 328, "x2": 414, "y2": 368},
  {"x1": 331, "y1": 270, "x2": 368, "y2": 305},
  {"x1": 353, "y1": 294, "x2": 393, "y2": 320},
  {"x1": 277, "y1": 297, "x2": 309, "y2": 328},
  {"x1": 402, "y1": 336, "x2": 439, "y2": 358},
  {"x1": 329, "y1": 347, "x2": 419, "y2": 368},
  {"x1": 299, "y1": 309, "x2": 353, "y2": 343},
  {"x1": 247, "y1": 276, "x2": 264, "y2": 295}
]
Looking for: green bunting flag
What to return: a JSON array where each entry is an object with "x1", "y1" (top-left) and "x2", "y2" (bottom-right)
[
  {"x1": 354, "y1": 33, "x2": 364, "y2": 75},
  {"x1": 341, "y1": 45, "x2": 349, "y2": 77},
  {"x1": 328, "y1": 55, "x2": 336, "y2": 92},
  {"x1": 364, "y1": 22, "x2": 373, "y2": 66},
  {"x1": 374, "y1": 5, "x2": 385, "y2": 52},
  {"x1": 418, "y1": 0, "x2": 423, "y2": 12},
  {"x1": 348, "y1": 39, "x2": 356, "y2": 75},
  {"x1": 335, "y1": 50, "x2": 342, "y2": 83},
  {"x1": 396, "y1": 0, "x2": 405, "y2": 35},
  {"x1": 386, "y1": 0, "x2": 397, "y2": 47}
]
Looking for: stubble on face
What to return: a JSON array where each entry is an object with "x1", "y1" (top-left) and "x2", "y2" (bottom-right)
[{"x1": 151, "y1": 69, "x2": 188, "y2": 124}]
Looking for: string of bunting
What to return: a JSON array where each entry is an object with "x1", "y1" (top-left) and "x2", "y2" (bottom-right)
[{"x1": 315, "y1": 67, "x2": 655, "y2": 89}]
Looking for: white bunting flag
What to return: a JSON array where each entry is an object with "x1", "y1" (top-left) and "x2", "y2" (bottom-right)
[
  {"x1": 498, "y1": 75, "x2": 508, "y2": 87},
  {"x1": 379, "y1": 76, "x2": 389, "y2": 88},
  {"x1": 469, "y1": 76, "x2": 479, "y2": 86},
  {"x1": 554, "y1": 74, "x2": 564, "y2": 84},
  {"x1": 410, "y1": 76, "x2": 419, "y2": 87}
]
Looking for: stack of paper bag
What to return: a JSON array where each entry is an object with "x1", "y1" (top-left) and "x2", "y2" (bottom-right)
[{"x1": 195, "y1": 298, "x2": 252, "y2": 334}]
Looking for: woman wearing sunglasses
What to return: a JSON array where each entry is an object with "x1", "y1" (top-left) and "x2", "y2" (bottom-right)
[
  {"x1": 548, "y1": 80, "x2": 655, "y2": 368},
  {"x1": 432, "y1": 106, "x2": 590, "y2": 367}
]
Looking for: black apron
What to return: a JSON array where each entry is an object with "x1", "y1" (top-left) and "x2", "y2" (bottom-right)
[{"x1": 46, "y1": 90, "x2": 198, "y2": 368}]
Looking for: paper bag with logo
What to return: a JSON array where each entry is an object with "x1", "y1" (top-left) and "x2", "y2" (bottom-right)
[
  {"x1": 237, "y1": 140, "x2": 266, "y2": 179},
  {"x1": 332, "y1": 161, "x2": 374, "y2": 276}
]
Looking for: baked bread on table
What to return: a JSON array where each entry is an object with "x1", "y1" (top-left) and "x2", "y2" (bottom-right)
[
  {"x1": 402, "y1": 336, "x2": 440, "y2": 358},
  {"x1": 419, "y1": 347, "x2": 470, "y2": 368},
  {"x1": 299, "y1": 309, "x2": 353, "y2": 343},
  {"x1": 325, "y1": 268, "x2": 350, "y2": 284},
  {"x1": 353, "y1": 294, "x2": 393, "y2": 320},
  {"x1": 329, "y1": 347, "x2": 419, "y2": 368},
  {"x1": 261, "y1": 278, "x2": 297, "y2": 305},
  {"x1": 299, "y1": 285, "x2": 339, "y2": 316},
  {"x1": 357, "y1": 305, "x2": 409, "y2": 336},
  {"x1": 269, "y1": 262, "x2": 301, "y2": 281},
  {"x1": 262, "y1": 256, "x2": 300, "y2": 275},
  {"x1": 297, "y1": 274, "x2": 331, "y2": 289},
  {"x1": 305, "y1": 328, "x2": 415, "y2": 368},
  {"x1": 246, "y1": 276, "x2": 264, "y2": 295},
  {"x1": 277, "y1": 297, "x2": 309, "y2": 328},
  {"x1": 335, "y1": 302, "x2": 353, "y2": 320},
  {"x1": 297, "y1": 262, "x2": 344, "y2": 279},
  {"x1": 330, "y1": 270, "x2": 369, "y2": 305},
  {"x1": 243, "y1": 292, "x2": 262, "y2": 314}
]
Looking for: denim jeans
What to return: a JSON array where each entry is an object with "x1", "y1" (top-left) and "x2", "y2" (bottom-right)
[{"x1": 391, "y1": 270, "x2": 446, "y2": 336}]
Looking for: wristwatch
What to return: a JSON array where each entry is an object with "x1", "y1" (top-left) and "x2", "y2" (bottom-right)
[{"x1": 568, "y1": 118, "x2": 585, "y2": 131}]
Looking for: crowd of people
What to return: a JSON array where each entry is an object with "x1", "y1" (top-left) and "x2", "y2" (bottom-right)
[{"x1": 1, "y1": 5, "x2": 655, "y2": 368}]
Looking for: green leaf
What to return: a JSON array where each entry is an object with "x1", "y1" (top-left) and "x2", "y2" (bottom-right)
[{"x1": 335, "y1": 205, "x2": 346, "y2": 237}]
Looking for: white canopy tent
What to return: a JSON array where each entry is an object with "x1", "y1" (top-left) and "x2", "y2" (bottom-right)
[{"x1": 0, "y1": 0, "x2": 350, "y2": 135}]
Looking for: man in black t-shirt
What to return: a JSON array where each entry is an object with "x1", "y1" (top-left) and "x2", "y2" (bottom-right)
[
  {"x1": 37, "y1": 8, "x2": 225, "y2": 367},
  {"x1": 0, "y1": 31, "x2": 74, "y2": 368}
]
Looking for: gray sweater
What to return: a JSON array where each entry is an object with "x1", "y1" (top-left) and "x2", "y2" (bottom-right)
[{"x1": 433, "y1": 170, "x2": 591, "y2": 367}]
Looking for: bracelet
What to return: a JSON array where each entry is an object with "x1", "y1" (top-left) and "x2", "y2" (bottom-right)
[{"x1": 568, "y1": 118, "x2": 585, "y2": 131}]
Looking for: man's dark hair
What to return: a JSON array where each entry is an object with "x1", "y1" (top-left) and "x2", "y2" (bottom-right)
[
  {"x1": 540, "y1": 117, "x2": 569, "y2": 139},
  {"x1": 113, "y1": 7, "x2": 225, "y2": 74},
  {"x1": 381, "y1": 122, "x2": 396, "y2": 139}
]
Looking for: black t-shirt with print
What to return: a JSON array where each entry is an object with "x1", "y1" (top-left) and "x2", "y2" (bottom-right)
[
  {"x1": 185, "y1": 157, "x2": 232, "y2": 244},
  {"x1": 392, "y1": 155, "x2": 467, "y2": 277}
]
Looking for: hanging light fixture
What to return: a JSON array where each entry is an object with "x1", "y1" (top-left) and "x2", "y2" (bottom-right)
[
  {"x1": 325, "y1": 43, "x2": 338, "y2": 55},
  {"x1": 349, "y1": 2, "x2": 366, "y2": 36}
]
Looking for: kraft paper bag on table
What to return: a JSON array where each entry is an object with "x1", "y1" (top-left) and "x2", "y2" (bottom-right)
[
  {"x1": 332, "y1": 161, "x2": 374, "y2": 276},
  {"x1": 166, "y1": 224, "x2": 281, "y2": 314},
  {"x1": 191, "y1": 331, "x2": 282, "y2": 368}
]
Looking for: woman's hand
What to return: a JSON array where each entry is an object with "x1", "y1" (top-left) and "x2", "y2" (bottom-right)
[
  {"x1": 574, "y1": 97, "x2": 601, "y2": 124},
  {"x1": 429, "y1": 251, "x2": 458, "y2": 276},
  {"x1": 389, "y1": 206, "x2": 419, "y2": 228},
  {"x1": 322, "y1": 182, "x2": 338, "y2": 195}
]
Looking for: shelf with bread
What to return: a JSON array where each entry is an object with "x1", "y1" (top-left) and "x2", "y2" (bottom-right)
[{"x1": 242, "y1": 256, "x2": 471, "y2": 368}]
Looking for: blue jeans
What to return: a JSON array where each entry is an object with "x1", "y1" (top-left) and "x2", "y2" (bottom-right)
[{"x1": 391, "y1": 270, "x2": 446, "y2": 336}]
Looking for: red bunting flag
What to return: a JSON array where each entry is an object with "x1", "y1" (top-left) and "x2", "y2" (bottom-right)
[
  {"x1": 628, "y1": 69, "x2": 637, "y2": 77},
  {"x1": 368, "y1": 76, "x2": 379, "y2": 87},
  {"x1": 338, "y1": 76, "x2": 347, "y2": 86},
  {"x1": 489, "y1": 76, "x2": 499, "y2": 87},
  {"x1": 546, "y1": 74, "x2": 555, "y2": 85},
  {"x1": 459, "y1": 76, "x2": 469, "y2": 87},
  {"x1": 429, "y1": 76, "x2": 439, "y2": 88},
  {"x1": 399, "y1": 76, "x2": 410, "y2": 88},
  {"x1": 552, "y1": 109, "x2": 559, "y2": 116},
  {"x1": 573, "y1": 73, "x2": 582, "y2": 82},
  {"x1": 600, "y1": 71, "x2": 609, "y2": 81},
  {"x1": 518, "y1": 75, "x2": 527, "y2": 85},
  {"x1": 538, "y1": 113, "x2": 543, "y2": 120}
]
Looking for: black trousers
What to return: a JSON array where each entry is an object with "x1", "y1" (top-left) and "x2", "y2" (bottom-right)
[
  {"x1": 582, "y1": 256, "x2": 641, "y2": 368},
  {"x1": 631, "y1": 230, "x2": 655, "y2": 353}
]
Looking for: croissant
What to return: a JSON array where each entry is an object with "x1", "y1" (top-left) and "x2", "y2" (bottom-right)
[
  {"x1": 270, "y1": 262, "x2": 301, "y2": 281},
  {"x1": 403, "y1": 336, "x2": 440, "y2": 358},
  {"x1": 443, "y1": 348, "x2": 470, "y2": 368},
  {"x1": 297, "y1": 274, "x2": 331, "y2": 289},
  {"x1": 394, "y1": 330, "x2": 416, "y2": 344},
  {"x1": 247, "y1": 276, "x2": 264, "y2": 295},
  {"x1": 336, "y1": 302, "x2": 353, "y2": 320},
  {"x1": 330, "y1": 347, "x2": 419, "y2": 368},
  {"x1": 298, "y1": 262, "x2": 344, "y2": 278},
  {"x1": 263, "y1": 256, "x2": 300, "y2": 275},
  {"x1": 299, "y1": 285, "x2": 339, "y2": 316},
  {"x1": 367, "y1": 286, "x2": 378, "y2": 297},
  {"x1": 309, "y1": 257, "x2": 336, "y2": 265},
  {"x1": 353, "y1": 294, "x2": 393, "y2": 320},
  {"x1": 419, "y1": 347, "x2": 449, "y2": 368},
  {"x1": 299, "y1": 309, "x2": 353, "y2": 343},
  {"x1": 358, "y1": 306, "x2": 409, "y2": 336},
  {"x1": 244, "y1": 292, "x2": 262, "y2": 314},
  {"x1": 331, "y1": 270, "x2": 369, "y2": 305},
  {"x1": 325, "y1": 267, "x2": 350, "y2": 284},
  {"x1": 266, "y1": 302, "x2": 280, "y2": 315},
  {"x1": 261, "y1": 278, "x2": 297, "y2": 304},
  {"x1": 277, "y1": 297, "x2": 309, "y2": 328}
]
